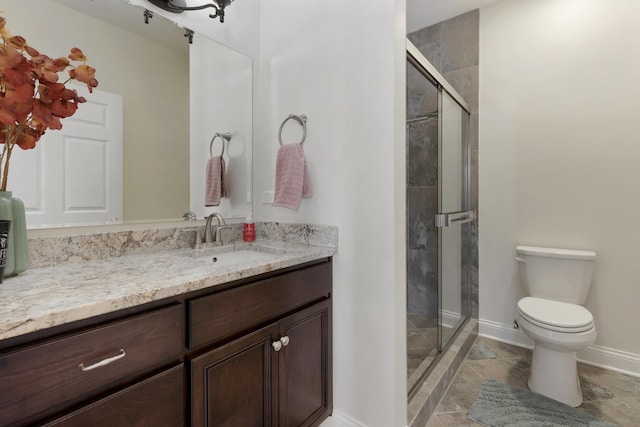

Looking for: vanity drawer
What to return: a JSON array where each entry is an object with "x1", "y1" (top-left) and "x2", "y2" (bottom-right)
[
  {"x1": 188, "y1": 261, "x2": 331, "y2": 349},
  {"x1": 0, "y1": 304, "x2": 183, "y2": 427},
  {"x1": 43, "y1": 364, "x2": 184, "y2": 427}
]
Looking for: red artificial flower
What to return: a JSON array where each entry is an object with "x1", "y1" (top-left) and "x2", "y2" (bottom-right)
[
  {"x1": 0, "y1": 14, "x2": 98, "y2": 190},
  {"x1": 69, "y1": 64, "x2": 98, "y2": 93}
]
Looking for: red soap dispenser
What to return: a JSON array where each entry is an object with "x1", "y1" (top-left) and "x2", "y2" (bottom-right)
[{"x1": 243, "y1": 214, "x2": 255, "y2": 242}]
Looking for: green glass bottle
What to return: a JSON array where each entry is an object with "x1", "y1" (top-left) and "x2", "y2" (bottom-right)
[{"x1": 0, "y1": 191, "x2": 29, "y2": 277}]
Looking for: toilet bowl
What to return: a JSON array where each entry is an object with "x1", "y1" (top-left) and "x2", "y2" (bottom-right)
[
  {"x1": 517, "y1": 297, "x2": 596, "y2": 406},
  {"x1": 515, "y1": 245, "x2": 597, "y2": 407}
]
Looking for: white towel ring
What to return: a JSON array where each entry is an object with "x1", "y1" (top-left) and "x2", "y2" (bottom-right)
[
  {"x1": 278, "y1": 114, "x2": 307, "y2": 146},
  {"x1": 209, "y1": 132, "x2": 231, "y2": 157}
]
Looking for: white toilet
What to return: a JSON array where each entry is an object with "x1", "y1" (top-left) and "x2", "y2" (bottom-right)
[{"x1": 515, "y1": 245, "x2": 597, "y2": 407}]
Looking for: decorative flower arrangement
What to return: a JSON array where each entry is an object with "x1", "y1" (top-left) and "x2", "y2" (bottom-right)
[{"x1": 0, "y1": 14, "x2": 98, "y2": 191}]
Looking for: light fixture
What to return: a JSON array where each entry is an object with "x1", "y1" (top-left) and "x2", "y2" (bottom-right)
[
  {"x1": 147, "y1": 0, "x2": 233, "y2": 23},
  {"x1": 143, "y1": 9, "x2": 154, "y2": 24},
  {"x1": 184, "y1": 28, "x2": 194, "y2": 44}
]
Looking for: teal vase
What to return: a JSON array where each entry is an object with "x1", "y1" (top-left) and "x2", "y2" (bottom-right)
[{"x1": 0, "y1": 191, "x2": 28, "y2": 277}]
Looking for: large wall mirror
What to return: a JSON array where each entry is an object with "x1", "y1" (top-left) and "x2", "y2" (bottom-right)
[{"x1": 0, "y1": 0, "x2": 253, "y2": 229}]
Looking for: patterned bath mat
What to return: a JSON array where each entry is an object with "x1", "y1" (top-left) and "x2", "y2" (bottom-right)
[{"x1": 468, "y1": 379, "x2": 620, "y2": 427}]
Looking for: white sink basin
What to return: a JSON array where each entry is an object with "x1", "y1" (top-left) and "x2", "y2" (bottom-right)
[
  {"x1": 182, "y1": 247, "x2": 282, "y2": 267},
  {"x1": 209, "y1": 249, "x2": 280, "y2": 266}
]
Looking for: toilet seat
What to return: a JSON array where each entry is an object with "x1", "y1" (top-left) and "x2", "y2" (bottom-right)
[{"x1": 518, "y1": 297, "x2": 594, "y2": 333}]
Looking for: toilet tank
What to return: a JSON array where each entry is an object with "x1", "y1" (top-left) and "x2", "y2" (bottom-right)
[{"x1": 515, "y1": 245, "x2": 596, "y2": 304}]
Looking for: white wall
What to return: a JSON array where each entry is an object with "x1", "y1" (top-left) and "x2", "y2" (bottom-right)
[
  {"x1": 480, "y1": 0, "x2": 640, "y2": 373},
  {"x1": 189, "y1": 36, "x2": 253, "y2": 219},
  {"x1": 256, "y1": 1, "x2": 407, "y2": 425}
]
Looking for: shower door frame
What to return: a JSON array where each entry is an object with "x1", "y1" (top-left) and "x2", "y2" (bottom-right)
[
  {"x1": 436, "y1": 89, "x2": 473, "y2": 354},
  {"x1": 406, "y1": 39, "x2": 473, "y2": 397},
  {"x1": 407, "y1": 41, "x2": 470, "y2": 114}
]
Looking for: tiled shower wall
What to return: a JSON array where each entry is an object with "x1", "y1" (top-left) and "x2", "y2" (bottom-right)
[
  {"x1": 406, "y1": 62, "x2": 439, "y2": 317},
  {"x1": 407, "y1": 10, "x2": 480, "y2": 319}
]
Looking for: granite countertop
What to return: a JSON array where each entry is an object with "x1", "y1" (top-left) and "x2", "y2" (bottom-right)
[{"x1": 0, "y1": 240, "x2": 335, "y2": 341}]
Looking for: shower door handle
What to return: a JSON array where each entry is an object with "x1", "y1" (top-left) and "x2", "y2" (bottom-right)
[{"x1": 435, "y1": 210, "x2": 476, "y2": 227}]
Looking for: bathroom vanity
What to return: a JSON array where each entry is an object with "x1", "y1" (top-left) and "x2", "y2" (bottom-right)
[{"x1": 0, "y1": 239, "x2": 334, "y2": 427}]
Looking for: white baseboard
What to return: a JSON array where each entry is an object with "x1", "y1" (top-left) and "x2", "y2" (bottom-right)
[
  {"x1": 441, "y1": 309, "x2": 463, "y2": 329},
  {"x1": 479, "y1": 319, "x2": 640, "y2": 378},
  {"x1": 578, "y1": 344, "x2": 640, "y2": 378},
  {"x1": 320, "y1": 411, "x2": 368, "y2": 427},
  {"x1": 478, "y1": 318, "x2": 534, "y2": 348}
]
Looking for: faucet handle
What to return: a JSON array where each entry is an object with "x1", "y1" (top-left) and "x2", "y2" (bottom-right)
[
  {"x1": 214, "y1": 225, "x2": 234, "y2": 245},
  {"x1": 182, "y1": 211, "x2": 197, "y2": 221},
  {"x1": 182, "y1": 228, "x2": 203, "y2": 248}
]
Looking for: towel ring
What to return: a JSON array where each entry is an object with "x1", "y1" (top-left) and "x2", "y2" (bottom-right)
[
  {"x1": 209, "y1": 132, "x2": 231, "y2": 157},
  {"x1": 278, "y1": 114, "x2": 307, "y2": 146}
]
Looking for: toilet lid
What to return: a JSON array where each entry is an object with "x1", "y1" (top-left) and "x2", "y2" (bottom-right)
[{"x1": 518, "y1": 297, "x2": 594, "y2": 333}]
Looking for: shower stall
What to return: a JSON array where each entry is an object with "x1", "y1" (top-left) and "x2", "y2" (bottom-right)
[{"x1": 406, "y1": 40, "x2": 473, "y2": 396}]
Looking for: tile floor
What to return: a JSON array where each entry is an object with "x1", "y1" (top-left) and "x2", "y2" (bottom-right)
[{"x1": 426, "y1": 336, "x2": 640, "y2": 427}]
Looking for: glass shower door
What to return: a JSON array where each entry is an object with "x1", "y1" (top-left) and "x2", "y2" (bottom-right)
[
  {"x1": 406, "y1": 43, "x2": 473, "y2": 396},
  {"x1": 437, "y1": 91, "x2": 472, "y2": 350}
]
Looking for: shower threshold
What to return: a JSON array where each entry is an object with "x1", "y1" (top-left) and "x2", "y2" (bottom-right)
[{"x1": 407, "y1": 318, "x2": 477, "y2": 427}]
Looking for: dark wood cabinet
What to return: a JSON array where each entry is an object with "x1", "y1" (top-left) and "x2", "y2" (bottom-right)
[
  {"x1": 190, "y1": 300, "x2": 331, "y2": 427},
  {"x1": 188, "y1": 261, "x2": 332, "y2": 350},
  {"x1": 43, "y1": 365, "x2": 184, "y2": 427},
  {"x1": 0, "y1": 304, "x2": 184, "y2": 427},
  {"x1": 190, "y1": 324, "x2": 279, "y2": 426},
  {"x1": 278, "y1": 300, "x2": 331, "y2": 427},
  {"x1": 0, "y1": 258, "x2": 332, "y2": 427}
]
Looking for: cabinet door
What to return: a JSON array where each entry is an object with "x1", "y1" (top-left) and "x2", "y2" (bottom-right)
[
  {"x1": 278, "y1": 300, "x2": 332, "y2": 427},
  {"x1": 190, "y1": 324, "x2": 279, "y2": 427}
]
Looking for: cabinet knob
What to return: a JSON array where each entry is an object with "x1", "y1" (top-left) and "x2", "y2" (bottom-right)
[
  {"x1": 280, "y1": 336, "x2": 290, "y2": 347},
  {"x1": 272, "y1": 340, "x2": 282, "y2": 352}
]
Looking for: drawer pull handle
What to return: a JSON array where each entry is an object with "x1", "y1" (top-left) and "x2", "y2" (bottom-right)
[
  {"x1": 79, "y1": 349, "x2": 126, "y2": 372},
  {"x1": 272, "y1": 341, "x2": 282, "y2": 352},
  {"x1": 280, "y1": 336, "x2": 290, "y2": 347}
]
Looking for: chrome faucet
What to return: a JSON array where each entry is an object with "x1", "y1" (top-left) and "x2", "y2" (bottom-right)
[{"x1": 204, "y1": 213, "x2": 226, "y2": 244}]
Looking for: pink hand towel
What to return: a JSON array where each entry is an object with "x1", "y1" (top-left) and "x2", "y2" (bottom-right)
[
  {"x1": 273, "y1": 143, "x2": 312, "y2": 209},
  {"x1": 205, "y1": 156, "x2": 228, "y2": 207}
]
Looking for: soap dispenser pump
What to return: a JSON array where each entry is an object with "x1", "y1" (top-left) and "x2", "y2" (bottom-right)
[{"x1": 243, "y1": 214, "x2": 255, "y2": 242}]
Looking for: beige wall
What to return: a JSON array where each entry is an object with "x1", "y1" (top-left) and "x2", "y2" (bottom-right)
[
  {"x1": 1, "y1": 1, "x2": 190, "y2": 221},
  {"x1": 480, "y1": 0, "x2": 640, "y2": 373}
]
